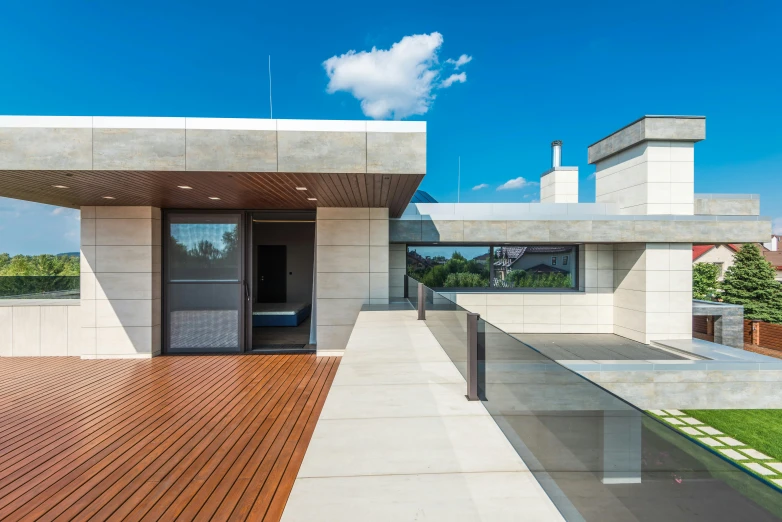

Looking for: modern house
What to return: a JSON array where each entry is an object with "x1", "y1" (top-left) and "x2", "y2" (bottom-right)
[
  {"x1": 2, "y1": 114, "x2": 782, "y2": 521},
  {"x1": 0, "y1": 114, "x2": 772, "y2": 356}
]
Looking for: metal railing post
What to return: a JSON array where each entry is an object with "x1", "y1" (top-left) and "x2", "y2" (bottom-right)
[
  {"x1": 404, "y1": 275, "x2": 409, "y2": 299},
  {"x1": 417, "y1": 282, "x2": 425, "y2": 320},
  {"x1": 467, "y1": 312, "x2": 479, "y2": 401}
]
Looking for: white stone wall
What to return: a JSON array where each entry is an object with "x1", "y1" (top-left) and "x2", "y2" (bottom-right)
[
  {"x1": 595, "y1": 142, "x2": 694, "y2": 215},
  {"x1": 437, "y1": 244, "x2": 614, "y2": 334},
  {"x1": 613, "y1": 243, "x2": 692, "y2": 343},
  {"x1": 540, "y1": 169, "x2": 578, "y2": 203},
  {"x1": 0, "y1": 300, "x2": 81, "y2": 356},
  {"x1": 316, "y1": 208, "x2": 389, "y2": 354},
  {"x1": 80, "y1": 206, "x2": 161, "y2": 359}
]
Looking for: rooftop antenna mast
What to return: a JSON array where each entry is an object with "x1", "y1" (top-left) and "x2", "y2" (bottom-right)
[
  {"x1": 268, "y1": 55, "x2": 273, "y2": 119},
  {"x1": 457, "y1": 156, "x2": 461, "y2": 203}
]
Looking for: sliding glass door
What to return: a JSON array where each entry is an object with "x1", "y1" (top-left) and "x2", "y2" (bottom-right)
[{"x1": 164, "y1": 212, "x2": 245, "y2": 353}]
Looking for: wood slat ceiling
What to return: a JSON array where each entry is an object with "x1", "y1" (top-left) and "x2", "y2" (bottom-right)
[{"x1": 0, "y1": 170, "x2": 424, "y2": 217}]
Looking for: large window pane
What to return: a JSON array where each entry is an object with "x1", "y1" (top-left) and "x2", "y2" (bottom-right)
[
  {"x1": 493, "y1": 245, "x2": 576, "y2": 289},
  {"x1": 168, "y1": 283, "x2": 241, "y2": 352},
  {"x1": 406, "y1": 246, "x2": 491, "y2": 288},
  {"x1": 168, "y1": 215, "x2": 240, "y2": 281}
]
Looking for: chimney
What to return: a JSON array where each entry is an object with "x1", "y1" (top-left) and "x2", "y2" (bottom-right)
[
  {"x1": 540, "y1": 140, "x2": 578, "y2": 204},
  {"x1": 551, "y1": 140, "x2": 562, "y2": 168}
]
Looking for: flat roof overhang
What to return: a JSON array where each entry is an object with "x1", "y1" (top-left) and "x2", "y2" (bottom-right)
[{"x1": 0, "y1": 116, "x2": 426, "y2": 217}]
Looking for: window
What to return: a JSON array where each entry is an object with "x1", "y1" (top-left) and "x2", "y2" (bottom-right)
[
  {"x1": 407, "y1": 244, "x2": 578, "y2": 290},
  {"x1": 406, "y1": 245, "x2": 491, "y2": 289}
]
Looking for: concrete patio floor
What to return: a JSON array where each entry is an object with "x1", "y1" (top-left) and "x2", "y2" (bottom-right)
[{"x1": 281, "y1": 309, "x2": 564, "y2": 521}]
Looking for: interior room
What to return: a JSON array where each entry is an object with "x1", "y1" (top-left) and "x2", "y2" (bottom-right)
[{"x1": 250, "y1": 211, "x2": 316, "y2": 353}]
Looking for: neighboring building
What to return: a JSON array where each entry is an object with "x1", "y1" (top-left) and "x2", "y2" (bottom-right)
[
  {"x1": 763, "y1": 234, "x2": 780, "y2": 252},
  {"x1": 692, "y1": 243, "x2": 741, "y2": 279},
  {"x1": 0, "y1": 114, "x2": 772, "y2": 355},
  {"x1": 762, "y1": 249, "x2": 782, "y2": 281}
]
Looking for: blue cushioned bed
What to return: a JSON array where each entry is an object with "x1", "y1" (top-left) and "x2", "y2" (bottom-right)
[{"x1": 252, "y1": 302, "x2": 311, "y2": 327}]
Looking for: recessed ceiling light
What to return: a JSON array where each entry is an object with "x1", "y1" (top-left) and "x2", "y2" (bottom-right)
[
  {"x1": 52, "y1": 185, "x2": 68, "y2": 189},
  {"x1": 177, "y1": 185, "x2": 192, "y2": 190},
  {"x1": 102, "y1": 196, "x2": 115, "y2": 200},
  {"x1": 296, "y1": 187, "x2": 307, "y2": 191},
  {"x1": 209, "y1": 197, "x2": 221, "y2": 200},
  {"x1": 307, "y1": 198, "x2": 317, "y2": 201}
]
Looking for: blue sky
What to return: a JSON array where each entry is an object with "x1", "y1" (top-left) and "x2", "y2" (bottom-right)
[{"x1": 1, "y1": 0, "x2": 780, "y2": 254}]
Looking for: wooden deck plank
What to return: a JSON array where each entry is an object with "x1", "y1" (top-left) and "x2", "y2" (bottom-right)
[{"x1": 0, "y1": 354, "x2": 339, "y2": 522}]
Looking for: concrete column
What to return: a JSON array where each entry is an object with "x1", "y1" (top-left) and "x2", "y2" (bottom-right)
[
  {"x1": 80, "y1": 206, "x2": 161, "y2": 359},
  {"x1": 316, "y1": 208, "x2": 389, "y2": 355},
  {"x1": 613, "y1": 243, "x2": 692, "y2": 344},
  {"x1": 602, "y1": 411, "x2": 642, "y2": 484},
  {"x1": 589, "y1": 116, "x2": 705, "y2": 215}
]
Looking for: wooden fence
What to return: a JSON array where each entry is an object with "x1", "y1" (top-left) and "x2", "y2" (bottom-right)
[
  {"x1": 692, "y1": 316, "x2": 714, "y2": 342},
  {"x1": 743, "y1": 319, "x2": 782, "y2": 351}
]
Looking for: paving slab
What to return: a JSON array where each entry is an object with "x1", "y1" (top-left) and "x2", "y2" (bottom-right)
[
  {"x1": 680, "y1": 417, "x2": 703, "y2": 425},
  {"x1": 718, "y1": 436, "x2": 744, "y2": 447},
  {"x1": 282, "y1": 309, "x2": 564, "y2": 521},
  {"x1": 745, "y1": 462, "x2": 776, "y2": 476},
  {"x1": 719, "y1": 449, "x2": 749, "y2": 460},
  {"x1": 699, "y1": 426, "x2": 723, "y2": 436},
  {"x1": 282, "y1": 472, "x2": 566, "y2": 522},
  {"x1": 741, "y1": 449, "x2": 772, "y2": 460},
  {"x1": 767, "y1": 463, "x2": 782, "y2": 473},
  {"x1": 698, "y1": 437, "x2": 723, "y2": 447},
  {"x1": 680, "y1": 427, "x2": 703, "y2": 436}
]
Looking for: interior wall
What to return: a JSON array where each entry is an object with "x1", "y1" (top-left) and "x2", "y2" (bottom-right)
[{"x1": 252, "y1": 221, "x2": 315, "y2": 304}]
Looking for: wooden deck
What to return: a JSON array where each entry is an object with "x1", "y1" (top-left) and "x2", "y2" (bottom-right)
[{"x1": 0, "y1": 354, "x2": 339, "y2": 521}]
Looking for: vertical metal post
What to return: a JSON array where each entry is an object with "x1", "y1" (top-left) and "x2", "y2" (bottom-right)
[
  {"x1": 417, "y1": 282, "x2": 425, "y2": 320},
  {"x1": 752, "y1": 320, "x2": 761, "y2": 346},
  {"x1": 404, "y1": 275, "x2": 409, "y2": 299},
  {"x1": 467, "y1": 312, "x2": 479, "y2": 401}
]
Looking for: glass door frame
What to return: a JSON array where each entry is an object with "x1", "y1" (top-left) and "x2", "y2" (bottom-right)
[{"x1": 162, "y1": 209, "x2": 248, "y2": 355}]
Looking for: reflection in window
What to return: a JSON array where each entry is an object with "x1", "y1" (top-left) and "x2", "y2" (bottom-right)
[
  {"x1": 406, "y1": 246, "x2": 491, "y2": 288},
  {"x1": 493, "y1": 246, "x2": 575, "y2": 289},
  {"x1": 406, "y1": 245, "x2": 578, "y2": 290},
  {"x1": 168, "y1": 215, "x2": 241, "y2": 281}
]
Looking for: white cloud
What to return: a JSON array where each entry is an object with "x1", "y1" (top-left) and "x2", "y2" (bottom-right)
[
  {"x1": 323, "y1": 32, "x2": 471, "y2": 119},
  {"x1": 472, "y1": 183, "x2": 489, "y2": 191},
  {"x1": 51, "y1": 207, "x2": 67, "y2": 215},
  {"x1": 587, "y1": 172, "x2": 596, "y2": 180},
  {"x1": 441, "y1": 72, "x2": 466, "y2": 88},
  {"x1": 497, "y1": 177, "x2": 534, "y2": 191},
  {"x1": 446, "y1": 54, "x2": 472, "y2": 69}
]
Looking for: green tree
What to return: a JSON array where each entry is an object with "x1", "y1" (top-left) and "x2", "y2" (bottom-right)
[
  {"x1": 692, "y1": 262, "x2": 721, "y2": 301},
  {"x1": 721, "y1": 244, "x2": 782, "y2": 323}
]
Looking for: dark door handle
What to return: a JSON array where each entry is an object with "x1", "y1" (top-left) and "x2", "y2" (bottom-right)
[{"x1": 244, "y1": 281, "x2": 250, "y2": 301}]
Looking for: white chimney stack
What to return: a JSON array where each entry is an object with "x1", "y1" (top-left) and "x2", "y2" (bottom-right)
[
  {"x1": 551, "y1": 140, "x2": 562, "y2": 168},
  {"x1": 540, "y1": 140, "x2": 578, "y2": 203}
]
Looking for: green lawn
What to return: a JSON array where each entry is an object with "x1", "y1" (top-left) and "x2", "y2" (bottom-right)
[{"x1": 685, "y1": 409, "x2": 782, "y2": 462}]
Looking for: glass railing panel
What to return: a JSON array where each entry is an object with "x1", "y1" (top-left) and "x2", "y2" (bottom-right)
[
  {"x1": 406, "y1": 276, "x2": 782, "y2": 520},
  {"x1": 0, "y1": 276, "x2": 80, "y2": 299},
  {"x1": 480, "y1": 316, "x2": 782, "y2": 520}
]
